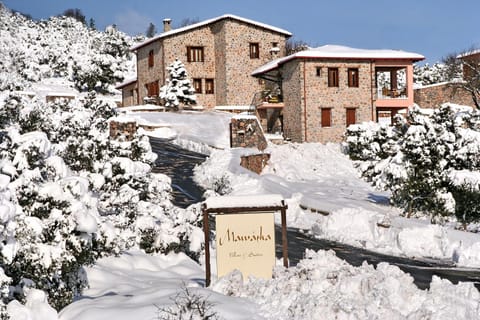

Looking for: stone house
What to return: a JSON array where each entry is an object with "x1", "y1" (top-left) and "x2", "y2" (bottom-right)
[
  {"x1": 252, "y1": 45, "x2": 424, "y2": 143},
  {"x1": 414, "y1": 50, "x2": 479, "y2": 109},
  {"x1": 116, "y1": 14, "x2": 291, "y2": 109}
]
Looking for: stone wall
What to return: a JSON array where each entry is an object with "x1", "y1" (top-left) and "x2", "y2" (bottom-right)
[
  {"x1": 281, "y1": 59, "x2": 374, "y2": 143},
  {"x1": 281, "y1": 60, "x2": 304, "y2": 142},
  {"x1": 414, "y1": 83, "x2": 475, "y2": 109},
  {"x1": 230, "y1": 116, "x2": 268, "y2": 151},
  {"x1": 132, "y1": 17, "x2": 289, "y2": 109},
  {"x1": 109, "y1": 120, "x2": 137, "y2": 141},
  {"x1": 240, "y1": 153, "x2": 271, "y2": 174},
  {"x1": 222, "y1": 19, "x2": 289, "y2": 107},
  {"x1": 137, "y1": 40, "x2": 164, "y2": 104},
  {"x1": 120, "y1": 81, "x2": 138, "y2": 107}
]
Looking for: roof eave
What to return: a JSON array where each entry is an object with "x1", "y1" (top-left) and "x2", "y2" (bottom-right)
[{"x1": 130, "y1": 14, "x2": 292, "y2": 52}]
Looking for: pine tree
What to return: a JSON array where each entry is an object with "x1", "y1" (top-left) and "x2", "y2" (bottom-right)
[
  {"x1": 159, "y1": 59, "x2": 197, "y2": 110},
  {"x1": 145, "y1": 22, "x2": 156, "y2": 38},
  {"x1": 89, "y1": 18, "x2": 96, "y2": 30}
]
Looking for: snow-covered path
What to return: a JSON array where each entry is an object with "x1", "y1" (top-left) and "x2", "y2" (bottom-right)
[{"x1": 56, "y1": 110, "x2": 480, "y2": 320}]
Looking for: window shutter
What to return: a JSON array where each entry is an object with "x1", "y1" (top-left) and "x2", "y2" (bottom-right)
[
  {"x1": 346, "y1": 108, "x2": 356, "y2": 126},
  {"x1": 321, "y1": 108, "x2": 331, "y2": 127}
]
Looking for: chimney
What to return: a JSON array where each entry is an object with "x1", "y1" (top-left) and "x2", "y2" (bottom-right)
[{"x1": 163, "y1": 19, "x2": 172, "y2": 32}]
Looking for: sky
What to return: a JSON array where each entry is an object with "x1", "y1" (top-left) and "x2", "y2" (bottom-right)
[{"x1": 2, "y1": 0, "x2": 480, "y2": 64}]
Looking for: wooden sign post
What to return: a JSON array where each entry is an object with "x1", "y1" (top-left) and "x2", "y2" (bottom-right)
[{"x1": 202, "y1": 195, "x2": 288, "y2": 287}]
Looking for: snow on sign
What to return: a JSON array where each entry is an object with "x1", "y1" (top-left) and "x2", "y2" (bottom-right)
[
  {"x1": 202, "y1": 194, "x2": 288, "y2": 286},
  {"x1": 216, "y1": 212, "x2": 276, "y2": 279}
]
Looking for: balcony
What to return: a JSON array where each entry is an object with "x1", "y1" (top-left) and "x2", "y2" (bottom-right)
[
  {"x1": 257, "y1": 90, "x2": 284, "y2": 109},
  {"x1": 375, "y1": 64, "x2": 414, "y2": 108},
  {"x1": 377, "y1": 87, "x2": 408, "y2": 100}
]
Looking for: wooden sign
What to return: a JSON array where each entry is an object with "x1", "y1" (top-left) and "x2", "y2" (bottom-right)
[
  {"x1": 202, "y1": 195, "x2": 288, "y2": 287},
  {"x1": 216, "y1": 212, "x2": 275, "y2": 279}
]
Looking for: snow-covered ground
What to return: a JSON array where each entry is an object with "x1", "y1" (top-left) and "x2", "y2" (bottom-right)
[
  {"x1": 52, "y1": 108, "x2": 480, "y2": 319},
  {"x1": 148, "y1": 109, "x2": 479, "y2": 269},
  {"x1": 8, "y1": 106, "x2": 480, "y2": 319}
]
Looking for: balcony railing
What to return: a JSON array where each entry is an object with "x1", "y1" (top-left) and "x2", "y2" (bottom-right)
[{"x1": 377, "y1": 87, "x2": 408, "y2": 100}]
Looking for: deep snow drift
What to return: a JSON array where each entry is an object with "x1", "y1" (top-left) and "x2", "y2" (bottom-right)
[{"x1": 54, "y1": 109, "x2": 480, "y2": 319}]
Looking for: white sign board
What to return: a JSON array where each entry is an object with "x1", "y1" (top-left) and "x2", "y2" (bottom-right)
[{"x1": 215, "y1": 212, "x2": 275, "y2": 280}]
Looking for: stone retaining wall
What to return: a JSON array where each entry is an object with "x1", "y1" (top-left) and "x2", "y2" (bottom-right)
[
  {"x1": 230, "y1": 116, "x2": 268, "y2": 151},
  {"x1": 414, "y1": 83, "x2": 475, "y2": 109},
  {"x1": 240, "y1": 153, "x2": 270, "y2": 174}
]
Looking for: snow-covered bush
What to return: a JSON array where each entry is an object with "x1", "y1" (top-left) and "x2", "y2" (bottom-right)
[
  {"x1": 0, "y1": 4, "x2": 134, "y2": 94},
  {"x1": 0, "y1": 128, "x2": 102, "y2": 310},
  {"x1": 0, "y1": 92, "x2": 205, "y2": 310},
  {"x1": 159, "y1": 59, "x2": 197, "y2": 110},
  {"x1": 345, "y1": 104, "x2": 480, "y2": 224},
  {"x1": 156, "y1": 285, "x2": 219, "y2": 320},
  {"x1": 414, "y1": 63, "x2": 447, "y2": 86}
]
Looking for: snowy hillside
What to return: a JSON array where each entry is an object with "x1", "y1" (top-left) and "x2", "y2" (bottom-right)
[
  {"x1": 0, "y1": 2, "x2": 138, "y2": 94},
  {"x1": 1, "y1": 2, "x2": 480, "y2": 319}
]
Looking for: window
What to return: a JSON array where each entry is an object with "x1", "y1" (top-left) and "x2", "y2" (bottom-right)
[
  {"x1": 148, "y1": 50, "x2": 154, "y2": 68},
  {"x1": 146, "y1": 81, "x2": 159, "y2": 97},
  {"x1": 193, "y1": 79, "x2": 202, "y2": 93},
  {"x1": 187, "y1": 46, "x2": 204, "y2": 62},
  {"x1": 249, "y1": 43, "x2": 259, "y2": 59},
  {"x1": 348, "y1": 68, "x2": 359, "y2": 87},
  {"x1": 321, "y1": 108, "x2": 332, "y2": 127},
  {"x1": 316, "y1": 67, "x2": 322, "y2": 77},
  {"x1": 205, "y1": 79, "x2": 214, "y2": 94},
  {"x1": 328, "y1": 68, "x2": 339, "y2": 87},
  {"x1": 346, "y1": 108, "x2": 356, "y2": 126}
]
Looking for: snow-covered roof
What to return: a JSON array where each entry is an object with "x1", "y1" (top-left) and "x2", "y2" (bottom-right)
[
  {"x1": 131, "y1": 14, "x2": 292, "y2": 51},
  {"x1": 214, "y1": 105, "x2": 255, "y2": 111},
  {"x1": 253, "y1": 44, "x2": 425, "y2": 76},
  {"x1": 457, "y1": 49, "x2": 480, "y2": 59},
  {"x1": 115, "y1": 78, "x2": 137, "y2": 89},
  {"x1": 204, "y1": 194, "x2": 285, "y2": 210}
]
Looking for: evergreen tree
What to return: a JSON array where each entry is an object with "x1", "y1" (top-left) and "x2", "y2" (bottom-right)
[
  {"x1": 89, "y1": 18, "x2": 96, "y2": 30},
  {"x1": 61, "y1": 8, "x2": 86, "y2": 25},
  {"x1": 145, "y1": 22, "x2": 157, "y2": 38},
  {"x1": 159, "y1": 59, "x2": 197, "y2": 110},
  {"x1": 345, "y1": 104, "x2": 480, "y2": 224}
]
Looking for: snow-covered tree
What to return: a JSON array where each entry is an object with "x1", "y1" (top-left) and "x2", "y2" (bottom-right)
[
  {"x1": 0, "y1": 3, "x2": 205, "y2": 312},
  {"x1": 160, "y1": 59, "x2": 196, "y2": 110},
  {"x1": 145, "y1": 22, "x2": 156, "y2": 38},
  {"x1": 345, "y1": 104, "x2": 480, "y2": 226},
  {"x1": 0, "y1": 92, "x2": 204, "y2": 310},
  {"x1": 413, "y1": 63, "x2": 447, "y2": 86},
  {"x1": 0, "y1": 4, "x2": 135, "y2": 94}
]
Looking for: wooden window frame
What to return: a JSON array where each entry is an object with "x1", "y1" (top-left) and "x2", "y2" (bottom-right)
[
  {"x1": 148, "y1": 50, "x2": 154, "y2": 68},
  {"x1": 249, "y1": 43, "x2": 260, "y2": 59},
  {"x1": 321, "y1": 108, "x2": 332, "y2": 127},
  {"x1": 193, "y1": 78, "x2": 202, "y2": 94},
  {"x1": 348, "y1": 68, "x2": 359, "y2": 87},
  {"x1": 328, "y1": 68, "x2": 339, "y2": 87},
  {"x1": 346, "y1": 108, "x2": 356, "y2": 126},
  {"x1": 146, "y1": 81, "x2": 159, "y2": 97},
  {"x1": 187, "y1": 46, "x2": 204, "y2": 62},
  {"x1": 205, "y1": 78, "x2": 214, "y2": 94}
]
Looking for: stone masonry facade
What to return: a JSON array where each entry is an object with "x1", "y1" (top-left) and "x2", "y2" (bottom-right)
[
  {"x1": 230, "y1": 116, "x2": 268, "y2": 151},
  {"x1": 240, "y1": 153, "x2": 271, "y2": 174},
  {"x1": 128, "y1": 16, "x2": 290, "y2": 109},
  {"x1": 414, "y1": 83, "x2": 475, "y2": 109},
  {"x1": 282, "y1": 59, "x2": 374, "y2": 143}
]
